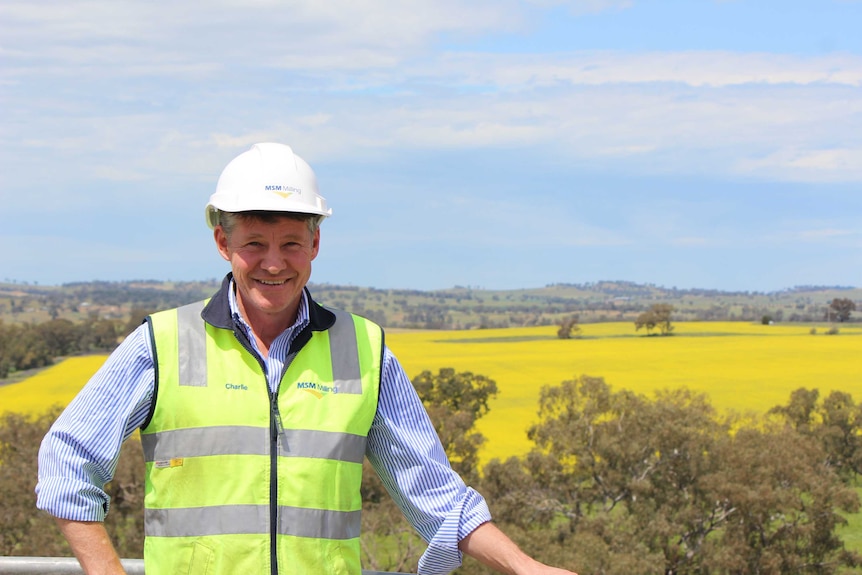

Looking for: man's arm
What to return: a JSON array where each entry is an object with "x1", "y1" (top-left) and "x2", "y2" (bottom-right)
[
  {"x1": 459, "y1": 521, "x2": 577, "y2": 575},
  {"x1": 37, "y1": 325, "x2": 155, "y2": 571},
  {"x1": 368, "y1": 349, "x2": 577, "y2": 574},
  {"x1": 366, "y1": 348, "x2": 492, "y2": 574},
  {"x1": 54, "y1": 518, "x2": 126, "y2": 575}
]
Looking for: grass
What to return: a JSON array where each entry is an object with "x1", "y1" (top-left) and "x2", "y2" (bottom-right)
[{"x1": 840, "y1": 487, "x2": 862, "y2": 554}]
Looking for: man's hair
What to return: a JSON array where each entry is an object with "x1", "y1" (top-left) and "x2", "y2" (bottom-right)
[{"x1": 213, "y1": 210, "x2": 321, "y2": 239}]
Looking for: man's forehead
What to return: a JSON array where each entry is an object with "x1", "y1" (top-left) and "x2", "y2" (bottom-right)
[{"x1": 234, "y1": 218, "x2": 313, "y2": 238}]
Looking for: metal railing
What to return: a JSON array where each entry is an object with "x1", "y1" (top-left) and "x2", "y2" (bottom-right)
[{"x1": 0, "y1": 557, "x2": 408, "y2": 574}]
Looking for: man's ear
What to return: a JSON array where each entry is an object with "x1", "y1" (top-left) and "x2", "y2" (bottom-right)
[
  {"x1": 310, "y1": 228, "x2": 321, "y2": 260},
  {"x1": 214, "y1": 226, "x2": 230, "y2": 262}
]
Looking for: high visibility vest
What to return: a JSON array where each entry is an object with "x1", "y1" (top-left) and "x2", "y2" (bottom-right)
[{"x1": 140, "y1": 300, "x2": 382, "y2": 575}]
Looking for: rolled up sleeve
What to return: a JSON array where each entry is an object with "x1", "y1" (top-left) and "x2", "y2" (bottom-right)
[
  {"x1": 366, "y1": 348, "x2": 493, "y2": 574},
  {"x1": 36, "y1": 324, "x2": 155, "y2": 521}
]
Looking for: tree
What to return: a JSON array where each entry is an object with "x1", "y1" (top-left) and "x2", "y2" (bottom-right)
[
  {"x1": 37, "y1": 319, "x2": 82, "y2": 357},
  {"x1": 411, "y1": 368, "x2": 498, "y2": 482},
  {"x1": 828, "y1": 298, "x2": 857, "y2": 323},
  {"x1": 557, "y1": 315, "x2": 581, "y2": 339},
  {"x1": 0, "y1": 408, "x2": 68, "y2": 556},
  {"x1": 708, "y1": 426, "x2": 860, "y2": 574},
  {"x1": 0, "y1": 408, "x2": 145, "y2": 558},
  {"x1": 818, "y1": 390, "x2": 862, "y2": 479},
  {"x1": 634, "y1": 310, "x2": 657, "y2": 334},
  {"x1": 79, "y1": 316, "x2": 122, "y2": 351},
  {"x1": 0, "y1": 322, "x2": 54, "y2": 376},
  {"x1": 122, "y1": 307, "x2": 157, "y2": 338},
  {"x1": 635, "y1": 303, "x2": 675, "y2": 335},
  {"x1": 503, "y1": 376, "x2": 862, "y2": 574},
  {"x1": 771, "y1": 387, "x2": 862, "y2": 481},
  {"x1": 768, "y1": 387, "x2": 820, "y2": 434}
]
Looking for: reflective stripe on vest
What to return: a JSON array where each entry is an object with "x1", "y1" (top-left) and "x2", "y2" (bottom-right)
[
  {"x1": 145, "y1": 505, "x2": 361, "y2": 540},
  {"x1": 141, "y1": 301, "x2": 382, "y2": 575},
  {"x1": 143, "y1": 426, "x2": 367, "y2": 463}
]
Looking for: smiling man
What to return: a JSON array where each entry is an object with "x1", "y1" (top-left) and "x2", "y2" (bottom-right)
[{"x1": 36, "y1": 143, "x2": 577, "y2": 575}]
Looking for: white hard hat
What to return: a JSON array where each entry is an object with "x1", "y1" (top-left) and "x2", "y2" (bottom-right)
[{"x1": 205, "y1": 142, "x2": 332, "y2": 228}]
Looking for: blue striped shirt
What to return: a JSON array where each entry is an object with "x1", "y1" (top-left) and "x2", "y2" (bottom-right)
[{"x1": 36, "y1": 288, "x2": 491, "y2": 574}]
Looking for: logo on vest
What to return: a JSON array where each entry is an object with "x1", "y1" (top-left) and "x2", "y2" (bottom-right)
[
  {"x1": 296, "y1": 381, "x2": 339, "y2": 399},
  {"x1": 225, "y1": 383, "x2": 249, "y2": 391}
]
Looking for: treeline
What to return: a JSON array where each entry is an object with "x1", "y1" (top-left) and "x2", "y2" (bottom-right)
[
  {"x1": 0, "y1": 311, "x2": 151, "y2": 379},
  {"x1": 2, "y1": 369, "x2": 861, "y2": 574},
  {"x1": 2, "y1": 280, "x2": 215, "y2": 317},
  {"x1": 362, "y1": 373, "x2": 862, "y2": 574},
  {"x1": 2, "y1": 280, "x2": 859, "y2": 332}
]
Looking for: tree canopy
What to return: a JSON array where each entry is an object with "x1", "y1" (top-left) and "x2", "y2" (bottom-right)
[
  {"x1": 634, "y1": 303, "x2": 676, "y2": 335},
  {"x1": 829, "y1": 298, "x2": 858, "y2": 322},
  {"x1": 2, "y1": 371, "x2": 860, "y2": 574}
]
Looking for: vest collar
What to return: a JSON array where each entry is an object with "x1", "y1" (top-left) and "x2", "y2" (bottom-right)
[{"x1": 201, "y1": 273, "x2": 336, "y2": 333}]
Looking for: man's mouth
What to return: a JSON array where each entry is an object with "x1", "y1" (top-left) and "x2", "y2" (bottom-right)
[{"x1": 257, "y1": 279, "x2": 286, "y2": 286}]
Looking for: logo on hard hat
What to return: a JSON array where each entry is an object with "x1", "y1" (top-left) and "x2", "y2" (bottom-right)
[
  {"x1": 265, "y1": 184, "x2": 303, "y2": 200},
  {"x1": 265, "y1": 184, "x2": 302, "y2": 194}
]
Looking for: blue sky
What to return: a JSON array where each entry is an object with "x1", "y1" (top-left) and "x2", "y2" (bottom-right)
[{"x1": 2, "y1": 0, "x2": 861, "y2": 291}]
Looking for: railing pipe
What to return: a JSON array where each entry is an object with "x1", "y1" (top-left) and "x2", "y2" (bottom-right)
[
  {"x1": 0, "y1": 558, "x2": 143, "y2": 575},
  {"x1": 0, "y1": 557, "x2": 408, "y2": 574}
]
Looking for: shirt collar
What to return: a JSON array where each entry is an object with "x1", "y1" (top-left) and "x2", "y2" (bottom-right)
[
  {"x1": 201, "y1": 273, "x2": 336, "y2": 333},
  {"x1": 227, "y1": 277, "x2": 310, "y2": 338}
]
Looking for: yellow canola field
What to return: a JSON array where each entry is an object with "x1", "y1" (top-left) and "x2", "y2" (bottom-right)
[
  {"x1": 2, "y1": 322, "x2": 860, "y2": 466},
  {"x1": 387, "y1": 322, "x2": 862, "y2": 464},
  {"x1": 0, "y1": 355, "x2": 108, "y2": 416}
]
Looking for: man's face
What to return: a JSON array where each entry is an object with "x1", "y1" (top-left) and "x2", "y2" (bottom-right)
[{"x1": 215, "y1": 215, "x2": 319, "y2": 329}]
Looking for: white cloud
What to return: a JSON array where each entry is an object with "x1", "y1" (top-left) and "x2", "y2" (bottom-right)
[
  {"x1": 429, "y1": 51, "x2": 862, "y2": 89},
  {"x1": 522, "y1": 0, "x2": 633, "y2": 14},
  {"x1": 3, "y1": 0, "x2": 862, "y2": 203},
  {"x1": 1, "y1": 0, "x2": 523, "y2": 77},
  {"x1": 670, "y1": 237, "x2": 712, "y2": 247},
  {"x1": 763, "y1": 226, "x2": 862, "y2": 249},
  {"x1": 735, "y1": 148, "x2": 862, "y2": 182},
  {"x1": 797, "y1": 228, "x2": 858, "y2": 240}
]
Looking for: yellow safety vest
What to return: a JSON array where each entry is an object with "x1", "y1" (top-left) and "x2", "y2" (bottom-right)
[{"x1": 140, "y1": 299, "x2": 382, "y2": 575}]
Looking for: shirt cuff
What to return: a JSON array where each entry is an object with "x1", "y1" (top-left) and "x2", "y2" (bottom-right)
[
  {"x1": 417, "y1": 487, "x2": 492, "y2": 575},
  {"x1": 35, "y1": 475, "x2": 110, "y2": 522}
]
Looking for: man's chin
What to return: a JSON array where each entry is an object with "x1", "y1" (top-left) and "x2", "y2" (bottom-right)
[{"x1": 251, "y1": 292, "x2": 296, "y2": 314}]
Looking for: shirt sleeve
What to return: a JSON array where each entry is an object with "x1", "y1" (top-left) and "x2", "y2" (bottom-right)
[
  {"x1": 366, "y1": 347, "x2": 492, "y2": 575},
  {"x1": 35, "y1": 323, "x2": 155, "y2": 521}
]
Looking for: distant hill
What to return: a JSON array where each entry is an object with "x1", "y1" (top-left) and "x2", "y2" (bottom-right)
[{"x1": 0, "y1": 279, "x2": 858, "y2": 330}]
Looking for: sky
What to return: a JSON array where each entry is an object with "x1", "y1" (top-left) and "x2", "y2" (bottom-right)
[{"x1": 2, "y1": 0, "x2": 861, "y2": 292}]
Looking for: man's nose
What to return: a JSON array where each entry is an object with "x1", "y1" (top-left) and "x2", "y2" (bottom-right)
[{"x1": 261, "y1": 246, "x2": 286, "y2": 273}]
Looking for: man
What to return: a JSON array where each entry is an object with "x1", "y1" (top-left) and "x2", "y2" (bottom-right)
[{"x1": 37, "y1": 143, "x2": 577, "y2": 575}]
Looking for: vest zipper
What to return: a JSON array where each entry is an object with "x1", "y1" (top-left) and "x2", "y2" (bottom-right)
[{"x1": 270, "y1": 391, "x2": 281, "y2": 575}]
